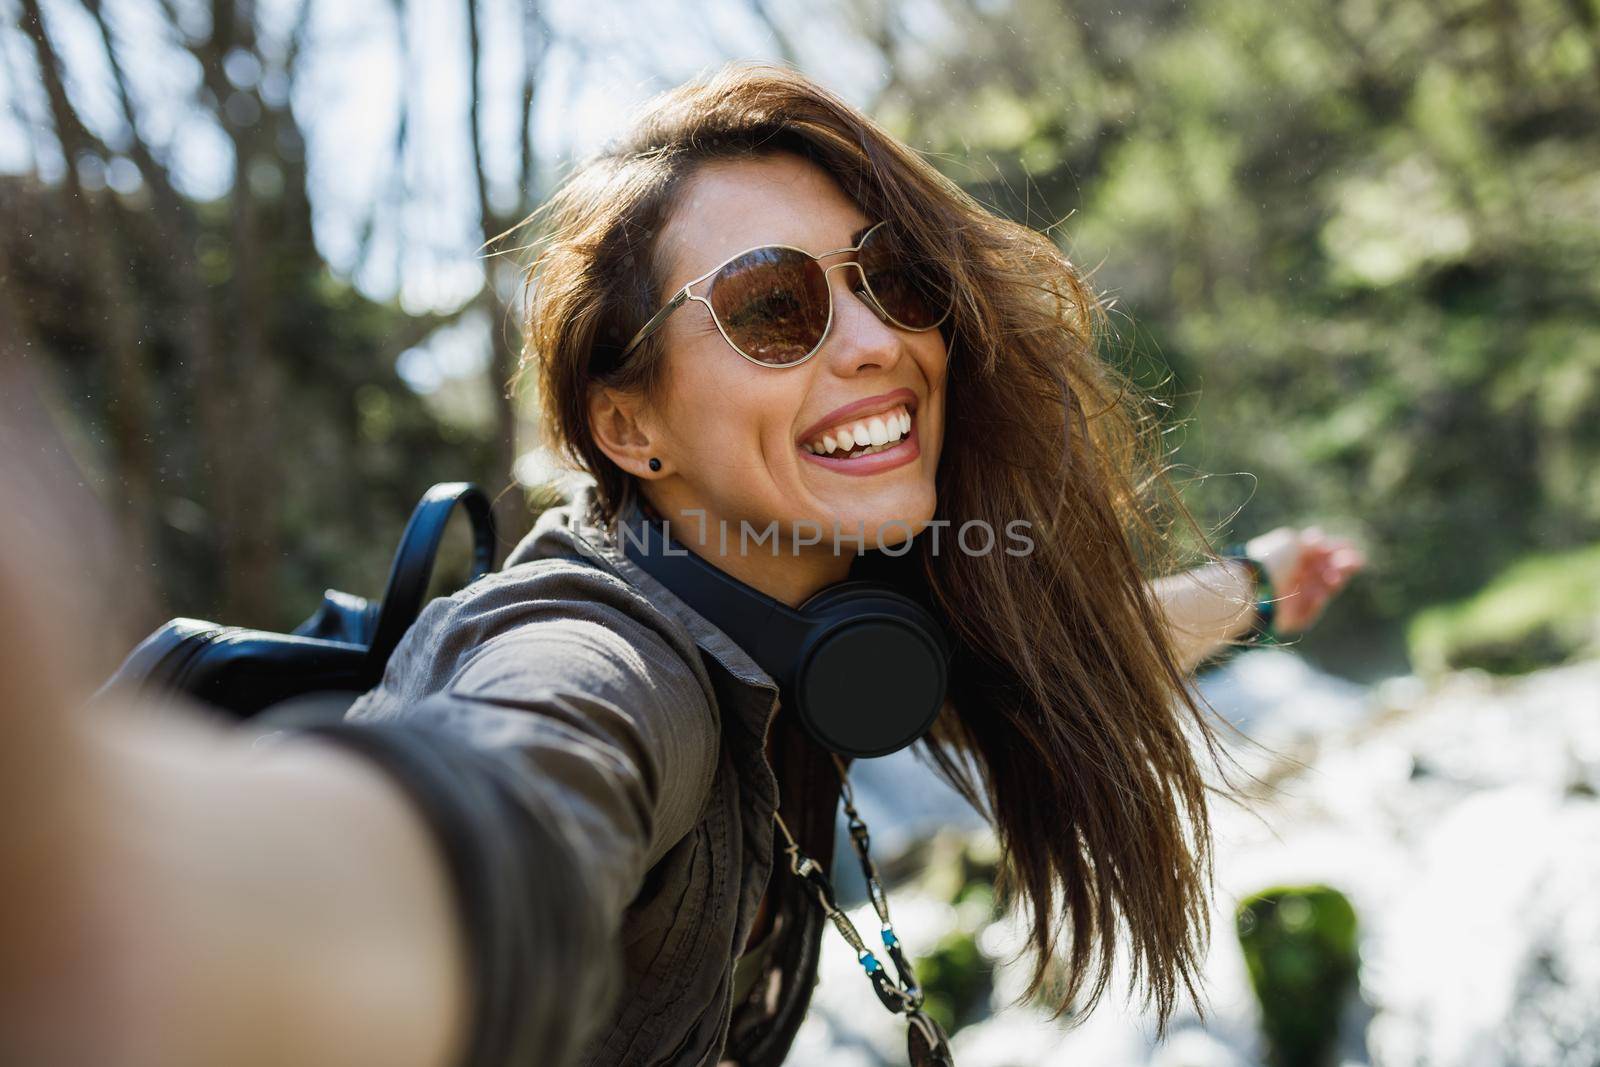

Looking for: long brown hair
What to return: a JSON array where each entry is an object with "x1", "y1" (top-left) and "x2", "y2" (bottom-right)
[{"x1": 508, "y1": 61, "x2": 1239, "y2": 1031}]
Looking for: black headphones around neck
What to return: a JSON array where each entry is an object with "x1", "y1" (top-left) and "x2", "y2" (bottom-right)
[{"x1": 617, "y1": 503, "x2": 951, "y2": 759}]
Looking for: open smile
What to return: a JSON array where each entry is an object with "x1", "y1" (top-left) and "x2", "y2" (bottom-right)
[{"x1": 795, "y1": 388, "x2": 921, "y2": 477}]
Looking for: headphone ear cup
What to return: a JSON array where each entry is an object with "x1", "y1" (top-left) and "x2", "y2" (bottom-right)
[
  {"x1": 798, "y1": 583, "x2": 951, "y2": 660},
  {"x1": 618, "y1": 493, "x2": 953, "y2": 757},
  {"x1": 791, "y1": 583, "x2": 951, "y2": 758}
]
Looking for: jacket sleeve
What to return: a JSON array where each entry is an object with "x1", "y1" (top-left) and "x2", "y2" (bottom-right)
[{"x1": 295, "y1": 606, "x2": 720, "y2": 1067}]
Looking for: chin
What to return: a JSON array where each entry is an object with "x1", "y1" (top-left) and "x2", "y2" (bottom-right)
[{"x1": 812, "y1": 484, "x2": 937, "y2": 553}]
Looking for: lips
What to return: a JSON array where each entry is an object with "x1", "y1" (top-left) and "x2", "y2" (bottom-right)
[{"x1": 795, "y1": 387, "x2": 919, "y2": 447}]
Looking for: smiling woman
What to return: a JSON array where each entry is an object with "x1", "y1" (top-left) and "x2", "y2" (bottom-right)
[{"x1": 499, "y1": 59, "x2": 1239, "y2": 1066}]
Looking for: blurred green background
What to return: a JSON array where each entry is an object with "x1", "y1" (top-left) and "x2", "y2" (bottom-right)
[{"x1": 3, "y1": 0, "x2": 1597, "y2": 682}]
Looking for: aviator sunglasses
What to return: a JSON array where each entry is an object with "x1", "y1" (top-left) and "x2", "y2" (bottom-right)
[{"x1": 612, "y1": 220, "x2": 955, "y2": 369}]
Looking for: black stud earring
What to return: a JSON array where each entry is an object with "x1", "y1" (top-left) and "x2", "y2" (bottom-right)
[{"x1": 648, "y1": 457, "x2": 662, "y2": 472}]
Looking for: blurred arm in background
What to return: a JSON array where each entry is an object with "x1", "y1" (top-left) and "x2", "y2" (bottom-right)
[{"x1": 1151, "y1": 527, "x2": 1368, "y2": 674}]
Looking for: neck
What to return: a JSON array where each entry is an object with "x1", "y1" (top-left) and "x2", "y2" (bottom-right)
[{"x1": 638, "y1": 492, "x2": 854, "y2": 609}]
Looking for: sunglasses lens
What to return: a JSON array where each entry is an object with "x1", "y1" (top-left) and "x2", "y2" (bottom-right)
[
  {"x1": 707, "y1": 246, "x2": 830, "y2": 365},
  {"x1": 860, "y1": 223, "x2": 954, "y2": 331}
]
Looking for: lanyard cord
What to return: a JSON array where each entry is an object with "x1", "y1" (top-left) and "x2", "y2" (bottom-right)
[{"x1": 770, "y1": 752, "x2": 954, "y2": 1064}]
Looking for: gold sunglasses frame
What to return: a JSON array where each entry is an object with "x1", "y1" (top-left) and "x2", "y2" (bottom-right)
[{"x1": 614, "y1": 220, "x2": 953, "y2": 370}]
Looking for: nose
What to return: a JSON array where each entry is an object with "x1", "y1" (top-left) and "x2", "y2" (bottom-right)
[{"x1": 817, "y1": 260, "x2": 903, "y2": 375}]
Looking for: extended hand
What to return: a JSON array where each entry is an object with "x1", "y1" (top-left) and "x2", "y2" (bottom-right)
[{"x1": 1244, "y1": 525, "x2": 1368, "y2": 636}]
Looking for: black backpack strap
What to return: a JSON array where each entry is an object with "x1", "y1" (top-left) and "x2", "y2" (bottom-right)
[{"x1": 363, "y1": 482, "x2": 497, "y2": 685}]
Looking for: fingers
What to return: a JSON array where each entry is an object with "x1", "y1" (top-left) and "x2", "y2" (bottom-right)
[
  {"x1": 1259, "y1": 526, "x2": 1369, "y2": 635},
  {"x1": 1307, "y1": 546, "x2": 1360, "y2": 587},
  {"x1": 0, "y1": 363, "x2": 145, "y2": 721}
]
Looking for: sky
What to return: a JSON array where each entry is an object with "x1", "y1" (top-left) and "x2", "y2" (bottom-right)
[
  {"x1": 0, "y1": 0, "x2": 912, "y2": 399},
  {"x1": 0, "y1": 0, "x2": 903, "y2": 298}
]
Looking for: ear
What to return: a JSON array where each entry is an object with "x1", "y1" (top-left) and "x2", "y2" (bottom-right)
[{"x1": 588, "y1": 385, "x2": 668, "y2": 478}]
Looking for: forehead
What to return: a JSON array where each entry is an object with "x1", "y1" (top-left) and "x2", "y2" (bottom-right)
[{"x1": 658, "y1": 153, "x2": 875, "y2": 287}]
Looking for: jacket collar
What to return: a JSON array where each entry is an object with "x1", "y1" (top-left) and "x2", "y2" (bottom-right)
[{"x1": 504, "y1": 477, "x2": 781, "y2": 702}]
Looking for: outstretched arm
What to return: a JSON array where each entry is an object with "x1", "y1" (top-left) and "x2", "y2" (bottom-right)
[
  {"x1": 1, "y1": 387, "x2": 716, "y2": 1067},
  {"x1": 1149, "y1": 555, "x2": 1260, "y2": 675},
  {"x1": 1149, "y1": 526, "x2": 1368, "y2": 674},
  {"x1": 0, "y1": 427, "x2": 469, "y2": 1067}
]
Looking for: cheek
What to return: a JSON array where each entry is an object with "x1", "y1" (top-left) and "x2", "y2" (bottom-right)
[
  {"x1": 658, "y1": 352, "x2": 795, "y2": 464},
  {"x1": 916, "y1": 336, "x2": 951, "y2": 432},
  {"x1": 924, "y1": 331, "x2": 952, "y2": 386}
]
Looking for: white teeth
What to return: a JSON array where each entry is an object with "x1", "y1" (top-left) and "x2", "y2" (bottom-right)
[
  {"x1": 808, "y1": 435, "x2": 839, "y2": 454},
  {"x1": 801, "y1": 404, "x2": 915, "y2": 458},
  {"x1": 848, "y1": 441, "x2": 896, "y2": 457}
]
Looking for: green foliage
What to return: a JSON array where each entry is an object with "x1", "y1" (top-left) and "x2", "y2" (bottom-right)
[
  {"x1": 916, "y1": 927, "x2": 992, "y2": 1037},
  {"x1": 897, "y1": 0, "x2": 1600, "y2": 675},
  {"x1": 904, "y1": 833, "x2": 1002, "y2": 1036},
  {"x1": 1409, "y1": 544, "x2": 1600, "y2": 675},
  {"x1": 1236, "y1": 885, "x2": 1360, "y2": 1067}
]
